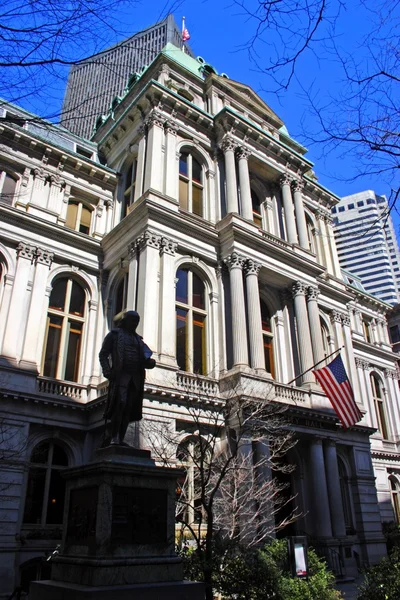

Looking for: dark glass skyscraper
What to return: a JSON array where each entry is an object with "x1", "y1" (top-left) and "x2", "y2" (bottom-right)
[{"x1": 60, "y1": 15, "x2": 191, "y2": 138}]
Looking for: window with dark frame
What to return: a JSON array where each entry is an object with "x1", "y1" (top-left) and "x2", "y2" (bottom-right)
[
  {"x1": 179, "y1": 151, "x2": 204, "y2": 217},
  {"x1": 176, "y1": 268, "x2": 207, "y2": 375}
]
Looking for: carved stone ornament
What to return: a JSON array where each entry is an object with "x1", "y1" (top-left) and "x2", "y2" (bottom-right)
[
  {"x1": 342, "y1": 313, "x2": 351, "y2": 327},
  {"x1": 330, "y1": 310, "x2": 343, "y2": 324},
  {"x1": 292, "y1": 179, "x2": 304, "y2": 194},
  {"x1": 244, "y1": 259, "x2": 261, "y2": 276},
  {"x1": 35, "y1": 247, "x2": 54, "y2": 267},
  {"x1": 224, "y1": 252, "x2": 246, "y2": 270},
  {"x1": 219, "y1": 136, "x2": 237, "y2": 154},
  {"x1": 32, "y1": 166, "x2": 46, "y2": 180},
  {"x1": 280, "y1": 173, "x2": 292, "y2": 187},
  {"x1": 236, "y1": 146, "x2": 251, "y2": 161},
  {"x1": 385, "y1": 369, "x2": 399, "y2": 380},
  {"x1": 21, "y1": 168, "x2": 30, "y2": 188},
  {"x1": 307, "y1": 285, "x2": 320, "y2": 301},
  {"x1": 164, "y1": 120, "x2": 179, "y2": 136},
  {"x1": 145, "y1": 110, "x2": 165, "y2": 129},
  {"x1": 16, "y1": 242, "x2": 36, "y2": 261},
  {"x1": 160, "y1": 237, "x2": 178, "y2": 256},
  {"x1": 137, "y1": 230, "x2": 161, "y2": 251},
  {"x1": 105, "y1": 198, "x2": 114, "y2": 209},
  {"x1": 292, "y1": 281, "x2": 308, "y2": 297},
  {"x1": 355, "y1": 357, "x2": 370, "y2": 370}
]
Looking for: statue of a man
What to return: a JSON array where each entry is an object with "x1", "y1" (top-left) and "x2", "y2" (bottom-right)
[{"x1": 99, "y1": 310, "x2": 156, "y2": 446}]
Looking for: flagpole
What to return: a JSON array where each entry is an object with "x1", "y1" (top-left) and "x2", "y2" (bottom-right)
[
  {"x1": 285, "y1": 346, "x2": 344, "y2": 386},
  {"x1": 181, "y1": 16, "x2": 186, "y2": 53}
]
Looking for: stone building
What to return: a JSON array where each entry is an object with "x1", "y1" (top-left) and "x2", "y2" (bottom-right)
[{"x1": 1, "y1": 43, "x2": 400, "y2": 596}]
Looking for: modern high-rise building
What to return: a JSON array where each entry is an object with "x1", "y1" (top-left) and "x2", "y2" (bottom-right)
[
  {"x1": 332, "y1": 190, "x2": 400, "y2": 305},
  {"x1": 60, "y1": 14, "x2": 192, "y2": 138}
]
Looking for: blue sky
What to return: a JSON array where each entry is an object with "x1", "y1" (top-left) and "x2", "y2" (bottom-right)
[{"x1": 7, "y1": 0, "x2": 399, "y2": 232}]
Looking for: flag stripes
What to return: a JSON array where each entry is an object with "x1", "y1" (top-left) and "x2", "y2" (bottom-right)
[{"x1": 313, "y1": 354, "x2": 363, "y2": 429}]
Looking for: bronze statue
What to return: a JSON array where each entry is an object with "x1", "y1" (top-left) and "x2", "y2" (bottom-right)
[{"x1": 99, "y1": 310, "x2": 156, "y2": 446}]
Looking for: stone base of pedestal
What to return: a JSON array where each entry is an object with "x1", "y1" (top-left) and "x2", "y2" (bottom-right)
[{"x1": 30, "y1": 579, "x2": 205, "y2": 600}]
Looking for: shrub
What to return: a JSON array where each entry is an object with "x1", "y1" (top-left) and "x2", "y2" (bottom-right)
[{"x1": 357, "y1": 548, "x2": 400, "y2": 600}]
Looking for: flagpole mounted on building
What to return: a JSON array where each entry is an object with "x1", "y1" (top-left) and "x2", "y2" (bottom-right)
[
  {"x1": 181, "y1": 17, "x2": 190, "y2": 53},
  {"x1": 286, "y1": 346, "x2": 344, "y2": 386}
]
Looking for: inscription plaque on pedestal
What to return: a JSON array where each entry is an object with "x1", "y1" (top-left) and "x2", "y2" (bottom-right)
[{"x1": 112, "y1": 487, "x2": 168, "y2": 544}]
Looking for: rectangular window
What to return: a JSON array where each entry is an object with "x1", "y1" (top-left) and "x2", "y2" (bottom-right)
[
  {"x1": 23, "y1": 468, "x2": 46, "y2": 524},
  {"x1": 193, "y1": 313, "x2": 206, "y2": 375},
  {"x1": 192, "y1": 184, "x2": 203, "y2": 217},
  {"x1": 46, "y1": 469, "x2": 66, "y2": 524},
  {"x1": 64, "y1": 320, "x2": 82, "y2": 382},
  {"x1": 179, "y1": 179, "x2": 188, "y2": 211}
]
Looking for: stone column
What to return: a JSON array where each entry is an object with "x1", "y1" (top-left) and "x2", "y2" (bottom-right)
[
  {"x1": 356, "y1": 358, "x2": 372, "y2": 424},
  {"x1": 158, "y1": 236, "x2": 178, "y2": 366},
  {"x1": 342, "y1": 312, "x2": 362, "y2": 405},
  {"x1": 126, "y1": 242, "x2": 138, "y2": 310},
  {"x1": 47, "y1": 174, "x2": 64, "y2": 213},
  {"x1": 164, "y1": 120, "x2": 178, "y2": 199},
  {"x1": 309, "y1": 439, "x2": 333, "y2": 537},
  {"x1": 330, "y1": 310, "x2": 345, "y2": 355},
  {"x1": 325, "y1": 214, "x2": 342, "y2": 278},
  {"x1": 292, "y1": 282, "x2": 314, "y2": 384},
  {"x1": 236, "y1": 146, "x2": 253, "y2": 220},
  {"x1": 292, "y1": 180, "x2": 309, "y2": 249},
  {"x1": 220, "y1": 137, "x2": 239, "y2": 214},
  {"x1": 324, "y1": 440, "x2": 347, "y2": 537},
  {"x1": 244, "y1": 260, "x2": 265, "y2": 371},
  {"x1": 0, "y1": 272, "x2": 14, "y2": 352},
  {"x1": 134, "y1": 126, "x2": 147, "y2": 202},
  {"x1": 81, "y1": 299, "x2": 98, "y2": 385},
  {"x1": 216, "y1": 264, "x2": 227, "y2": 373},
  {"x1": 21, "y1": 247, "x2": 54, "y2": 367},
  {"x1": 224, "y1": 253, "x2": 248, "y2": 368},
  {"x1": 135, "y1": 231, "x2": 161, "y2": 352},
  {"x1": 306, "y1": 286, "x2": 325, "y2": 365},
  {"x1": 2, "y1": 243, "x2": 36, "y2": 360},
  {"x1": 143, "y1": 110, "x2": 164, "y2": 194},
  {"x1": 280, "y1": 174, "x2": 298, "y2": 244},
  {"x1": 92, "y1": 198, "x2": 106, "y2": 239}
]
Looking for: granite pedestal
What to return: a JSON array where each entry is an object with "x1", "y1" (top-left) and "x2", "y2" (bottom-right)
[{"x1": 30, "y1": 446, "x2": 204, "y2": 600}]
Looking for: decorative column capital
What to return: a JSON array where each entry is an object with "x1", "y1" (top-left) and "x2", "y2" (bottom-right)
[
  {"x1": 307, "y1": 285, "x2": 320, "y2": 301},
  {"x1": 355, "y1": 357, "x2": 370, "y2": 370},
  {"x1": 137, "y1": 230, "x2": 161, "y2": 251},
  {"x1": 385, "y1": 369, "x2": 399, "y2": 380},
  {"x1": 16, "y1": 242, "x2": 36, "y2": 262},
  {"x1": 244, "y1": 259, "x2": 261, "y2": 276},
  {"x1": 342, "y1": 313, "x2": 351, "y2": 327},
  {"x1": 292, "y1": 281, "x2": 308, "y2": 298},
  {"x1": 145, "y1": 110, "x2": 164, "y2": 129},
  {"x1": 128, "y1": 242, "x2": 137, "y2": 261},
  {"x1": 236, "y1": 146, "x2": 251, "y2": 160},
  {"x1": 35, "y1": 247, "x2": 54, "y2": 267},
  {"x1": 330, "y1": 310, "x2": 343, "y2": 324},
  {"x1": 164, "y1": 120, "x2": 179, "y2": 136},
  {"x1": 224, "y1": 252, "x2": 246, "y2": 271},
  {"x1": 292, "y1": 179, "x2": 304, "y2": 194},
  {"x1": 160, "y1": 236, "x2": 178, "y2": 256},
  {"x1": 280, "y1": 172, "x2": 292, "y2": 187},
  {"x1": 219, "y1": 136, "x2": 237, "y2": 153}
]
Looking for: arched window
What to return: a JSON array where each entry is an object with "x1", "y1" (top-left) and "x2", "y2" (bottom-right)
[
  {"x1": 338, "y1": 457, "x2": 354, "y2": 534},
  {"x1": 0, "y1": 171, "x2": 17, "y2": 205},
  {"x1": 390, "y1": 477, "x2": 400, "y2": 523},
  {"x1": 42, "y1": 277, "x2": 86, "y2": 382},
  {"x1": 306, "y1": 215, "x2": 316, "y2": 254},
  {"x1": 66, "y1": 200, "x2": 92, "y2": 234},
  {"x1": 321, "y1": 318, "x2": 333, "y2": 357},
  {"x1": 122, "y1": 158, "x2": 137, "y2": 218},
  {"x1": 23, "y1": 441, "x2": 68, "y2": 526},
  {"x1": 370, "y1": 374, "x2": 389, "y2": 439},
  {"x1": 251, "y1": 190, "x2": 262, "y2": 227},
  {"x1": 176, "y1": 437, "x2": 209, "y2": 525},
  {"x1": 176, "y1": 268, "x2": 207, "y2": 375},
  {"x1": 179, "y1": 150, "x2": 204, "y2": 217},
  {"x1": 260, "y1": 300, "x2": 275, "y2": 377}
]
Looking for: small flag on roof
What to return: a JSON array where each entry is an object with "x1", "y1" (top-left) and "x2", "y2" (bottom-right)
[{"x1": 313, "y1": 354, "x2": 363, "y2": 429}]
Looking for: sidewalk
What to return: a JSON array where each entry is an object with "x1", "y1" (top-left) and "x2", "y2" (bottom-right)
[{"x1": 336, "y1": 577, "x2": 363, "y2": 600}]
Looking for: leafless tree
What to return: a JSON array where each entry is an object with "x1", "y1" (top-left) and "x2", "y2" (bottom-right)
[
  {"x1": 236, "y1": 0, "x2": 400, "y2": 212},
  {"x1": 142, "y1": 376, "x2": 298, "y2": 600}
]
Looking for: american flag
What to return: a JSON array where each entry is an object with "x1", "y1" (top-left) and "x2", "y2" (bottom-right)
[
  {"x1": 182, "y1": 27, "x2": 190, "y2": 42},
  {"x1": 313, "y1": 354, "x2": 363, "y2": 429}
]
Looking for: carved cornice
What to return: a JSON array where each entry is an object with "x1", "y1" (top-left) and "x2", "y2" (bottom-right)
[
  {"x1": 160, "y1": 236, "x2": 178, "y2": 256},
  {"x1": 292, "y1": 281, "x2": 308, "y2": 297},
  {"x1": 224, "y1": 252, "x2": 246, "y2": 271},
  {"x1": 244, "y1": 259, "x2": 261, "y2": 276}
]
